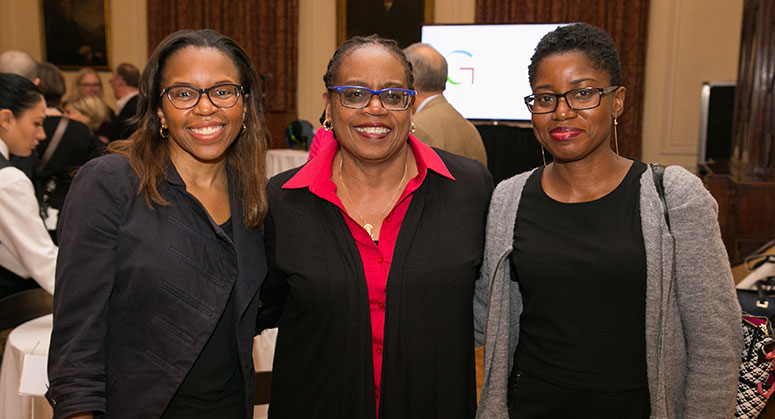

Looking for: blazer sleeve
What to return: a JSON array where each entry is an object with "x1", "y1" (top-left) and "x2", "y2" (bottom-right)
[
  {"x1": 667, "y1": 166, "x2": 742, "y2": 418},
  {"x1": 255, "y1": 183, "x2": 289, "y2": 333},
  {"x1": 46, "y1": 156, "x2": 127, "y2": 418}
]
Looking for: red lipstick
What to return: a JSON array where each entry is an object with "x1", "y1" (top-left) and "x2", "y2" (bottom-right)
[{"x1": 549, "y1": 126, "x2": 583, "y2": 141}]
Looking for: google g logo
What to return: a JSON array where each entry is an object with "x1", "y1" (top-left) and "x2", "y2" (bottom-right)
[{"x1": 446, "y1": 50, "x2": 474, "y2": 86}]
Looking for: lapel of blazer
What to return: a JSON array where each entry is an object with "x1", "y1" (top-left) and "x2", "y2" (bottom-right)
[
  {"x1": 228, "y1": 172, "x2": 266, "y2": 318},
  {"x1": 382, "y1": 171, "x2": 433, "y2": 350}
]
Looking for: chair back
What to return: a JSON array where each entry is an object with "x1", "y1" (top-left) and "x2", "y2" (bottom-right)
[{"x1": 0, "y1": 288, "x2": 53, "y2": 331}]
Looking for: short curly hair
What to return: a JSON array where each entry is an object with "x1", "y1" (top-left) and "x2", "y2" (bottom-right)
[
  {"x1": 323, "y1": 34, "x2": 414, "y2": 90},
  {"x1": 528, "y1": 23, "x2": 623, "y2": 87}
]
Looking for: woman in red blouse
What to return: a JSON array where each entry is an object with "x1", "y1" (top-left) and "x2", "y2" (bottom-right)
[{"x1": 258, "y1": 35, "x2": 493, "y2": 419}]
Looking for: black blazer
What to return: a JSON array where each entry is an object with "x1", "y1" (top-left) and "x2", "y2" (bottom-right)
[
  {"x1": 109, "y1": 95, "x2": 139, "y2": 141},
  {"x1": 47, "y1": 154, "x2": 267, "y2": 418},
  {"x1": 258, "y1": 149, "x2": 493, "y2": 419}
]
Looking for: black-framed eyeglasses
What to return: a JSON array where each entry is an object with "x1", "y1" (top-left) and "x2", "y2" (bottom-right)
[
  {"x1": 328, "y1": 85, "x2": 416, "y2": 111},
  {"x1": 161, "y1": 83, "x2": 245, "y2": 110},
  {"x1": 524, "y1": 86, "x2": 620, "y2": 114}
]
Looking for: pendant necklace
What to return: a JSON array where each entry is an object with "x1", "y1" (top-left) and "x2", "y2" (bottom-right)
[{"x1": 338, "y1": 153, "x2": 409, "y2": 240}]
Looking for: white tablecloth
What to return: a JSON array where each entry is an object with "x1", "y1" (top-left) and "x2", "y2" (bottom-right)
[
  {"x1": 0, "y1": 315, "x2": 277, "y2": 419},
  {"x1": 266, "y1": 149, "x2": 309, "y2": 178},
  {"x1": 0, "y1": 315, "x2": 53, "y2": 419}
]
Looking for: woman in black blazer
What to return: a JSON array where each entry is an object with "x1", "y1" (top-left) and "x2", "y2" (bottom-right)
[{"x1": 47, "y1": 29, "x2": 269, "y2": 418}]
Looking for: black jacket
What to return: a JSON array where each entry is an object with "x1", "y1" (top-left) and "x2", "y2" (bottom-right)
[
  {"x1": 109, "y1": 95, "x2": 139, "y2": 141},
  {"x1": 47, "y1": 154, "x2": 267, "y2": 418},
  {"x1": 259, "y1": 149, "x2": 492, "y2": 419}
]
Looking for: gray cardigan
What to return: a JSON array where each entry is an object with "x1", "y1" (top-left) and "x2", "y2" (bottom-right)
[{"x1": 474, "y1": 165, "x2": 742, "y2": 419}]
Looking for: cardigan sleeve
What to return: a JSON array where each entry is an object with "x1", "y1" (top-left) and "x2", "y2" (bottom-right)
[
  {"x1": 46, "y1": 156, "x2": 128, "y2": 418},
  {"x1": 666, "y1": 166, "x2": 742, "y2": 418}
]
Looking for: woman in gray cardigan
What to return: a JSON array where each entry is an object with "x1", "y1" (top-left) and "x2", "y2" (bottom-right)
[{"x1": 474, "y1": 23, "x2": 742, "y2": 418}]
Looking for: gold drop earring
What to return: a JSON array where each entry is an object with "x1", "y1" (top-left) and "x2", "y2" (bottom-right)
[{"x1": 613, "y1": 117, "x2": 620, "y2": 156}]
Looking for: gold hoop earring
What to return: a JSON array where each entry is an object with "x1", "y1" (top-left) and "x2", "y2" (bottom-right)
[
  {"x1": 613, "y1": 118, "x2": 620, "y2": 156},
  {"x1": 323, "y1": 120, "x2": 333, "y2": 131},
  {"x1": 541, "y1": 146, "x2": 547, "y2": 167},
  {"x1": 241, "y1": 123, "x2": 247, "y2": 135},
  {"x1": 410, "y1": 121, "x2": 416, "y2": 133},
  {"x1": 159, "y1": 125, "x2": 169, "y2": 139}
]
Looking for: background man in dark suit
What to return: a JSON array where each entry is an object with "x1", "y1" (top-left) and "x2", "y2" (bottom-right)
[
  {"x1": 109, "y1": 62, "x2": 140, "y2": 141},
  {"x1": 404, "y1": 43, "x2": 488, "y2": 166}
]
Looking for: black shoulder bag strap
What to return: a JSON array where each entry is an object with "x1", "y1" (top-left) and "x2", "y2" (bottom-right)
[
  {"x1": 650, "y1": 163, "x2": 677, "y2": 367},
  {"x1": 650, "y1": 163, "x2": 671, "y2": 233}
]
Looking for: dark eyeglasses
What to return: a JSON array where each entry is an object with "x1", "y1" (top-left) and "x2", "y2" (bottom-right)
[
  {"x1": 328, "y1": 85, "x2": 416, "y2": 111},
  {"x1": 524, "y1": 86, "x2": 620, "y2": 114},
  {"x1": 161, "y1": 83, "x2": 244, "y2": 110}
]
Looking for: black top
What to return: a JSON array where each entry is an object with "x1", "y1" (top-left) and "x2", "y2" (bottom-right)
[
  {"x1": 110, "y1": 95, "x2": 139, "y2": 141},
  {"x1": 259, "y1": 149, "x2": 493, "y2": 419},
  {"x1": 163, "y1": 217, "x2": 243, "y2": 418},
  {"x1": 510, "y1": 160, "x2": 648, "y2": 391}
]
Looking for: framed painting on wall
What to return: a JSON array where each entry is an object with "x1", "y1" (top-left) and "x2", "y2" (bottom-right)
[
  {"x1": 40, "y1": 0, "x2": 111, "y2": 69},
  {"x1": 337, "y1": 0, "x2": 434, "y2": 48}
]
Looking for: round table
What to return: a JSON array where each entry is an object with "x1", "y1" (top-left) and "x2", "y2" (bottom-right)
[
  {"x1": 0, "y1": 315, "x2": 276, "y2": 419},
  {"x1": 0, "y1": 314, "x2": 53, "y2": 419},
  {"x1": 266, "y1": 149, "x2": 309, "y2": 178}
]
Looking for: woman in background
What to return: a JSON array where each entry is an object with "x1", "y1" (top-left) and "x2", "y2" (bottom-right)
[
  {"x1": 71, "y1": 67, "x2": 114, "y2": 141},
  {"x1": 259, "y1": 35, "x2": 492, "y2": 419},
  {"x1": 63, "y1": 95, "x2": 109, "y2": 137},
  {"x1": 47, "y1": 29, "x2": 269, "y2": 418},
  {"x1": 72, "y1": 67, "x2": 105, "y2": 99},
  {"x1": 0, "y1": 73, "x2": 56, "y2": 297},
  {"x1": 474, "y1": 23, "x2": 741, "y2": 418}
]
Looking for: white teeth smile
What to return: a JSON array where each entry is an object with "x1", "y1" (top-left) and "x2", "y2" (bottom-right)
[
  {"x1": 355, "y1": 126, "x2": 391, "y2": 135},
  {"x1": 189, "y1": 125, "x2": 224, "y2": 135}
]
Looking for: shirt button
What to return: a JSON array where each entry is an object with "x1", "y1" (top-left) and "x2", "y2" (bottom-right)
[
  {"x1": 385, "y1": 216, "x2": 392, "y2": 222},
  {"x1": 376, "y1": 347, "x2": 383, "y2": 354},
  {"x1": 378, "y1": 302, "x2": 385, "y2": 309},
  {"x1": 377, "y1": 256, "x2": 384, "y2": 263}
]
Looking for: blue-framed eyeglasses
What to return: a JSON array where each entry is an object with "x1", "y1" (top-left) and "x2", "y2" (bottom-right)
[
  {"x1": 524, "y1": 86, "x2": 620, "y2": 114},
  {"x1": 328, "y1": 85, "x2": 416, "y2": 111},
  {"x1": 161, "y1": 83, "x2": 245, "y2": 110}
]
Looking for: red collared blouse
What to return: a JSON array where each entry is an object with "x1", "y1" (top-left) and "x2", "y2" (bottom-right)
[{"x1": 282, "y1": 134, "x2": 454, "y2": 411}]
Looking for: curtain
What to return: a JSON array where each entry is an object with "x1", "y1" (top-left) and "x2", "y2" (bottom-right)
[
  {"x1": 731, "y1": 0, "x2": 775, "y2": 181},
  {"x1": 147, "y1": 0, "x2": 299, "y2": 114},
  {"x1": 475, "y1": 0, "x2": 650, "y2": 158}
]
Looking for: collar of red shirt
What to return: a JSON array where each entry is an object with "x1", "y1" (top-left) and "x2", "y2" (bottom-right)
[{"x1": 281, "y1": 134, "x2": 455, "y2": 200}]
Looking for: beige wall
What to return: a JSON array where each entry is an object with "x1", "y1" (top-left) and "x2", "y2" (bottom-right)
[
  {"x1": 0, "y1": 0, "x2": 147, "y2": 110},
  {"x1": 3, "y1": 0, "x2": 743, "y2": 170},
  {"x1": 642, "y1": 0, "x2": 743, "y2": 167},
  {"x1": 296, "y1": 0, "x2": 476, "y2": 124}
]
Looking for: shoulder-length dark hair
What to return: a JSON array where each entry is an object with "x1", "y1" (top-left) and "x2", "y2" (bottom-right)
[{"x1": 109, "y1": 29, "x2": 268, "y2": 228}]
